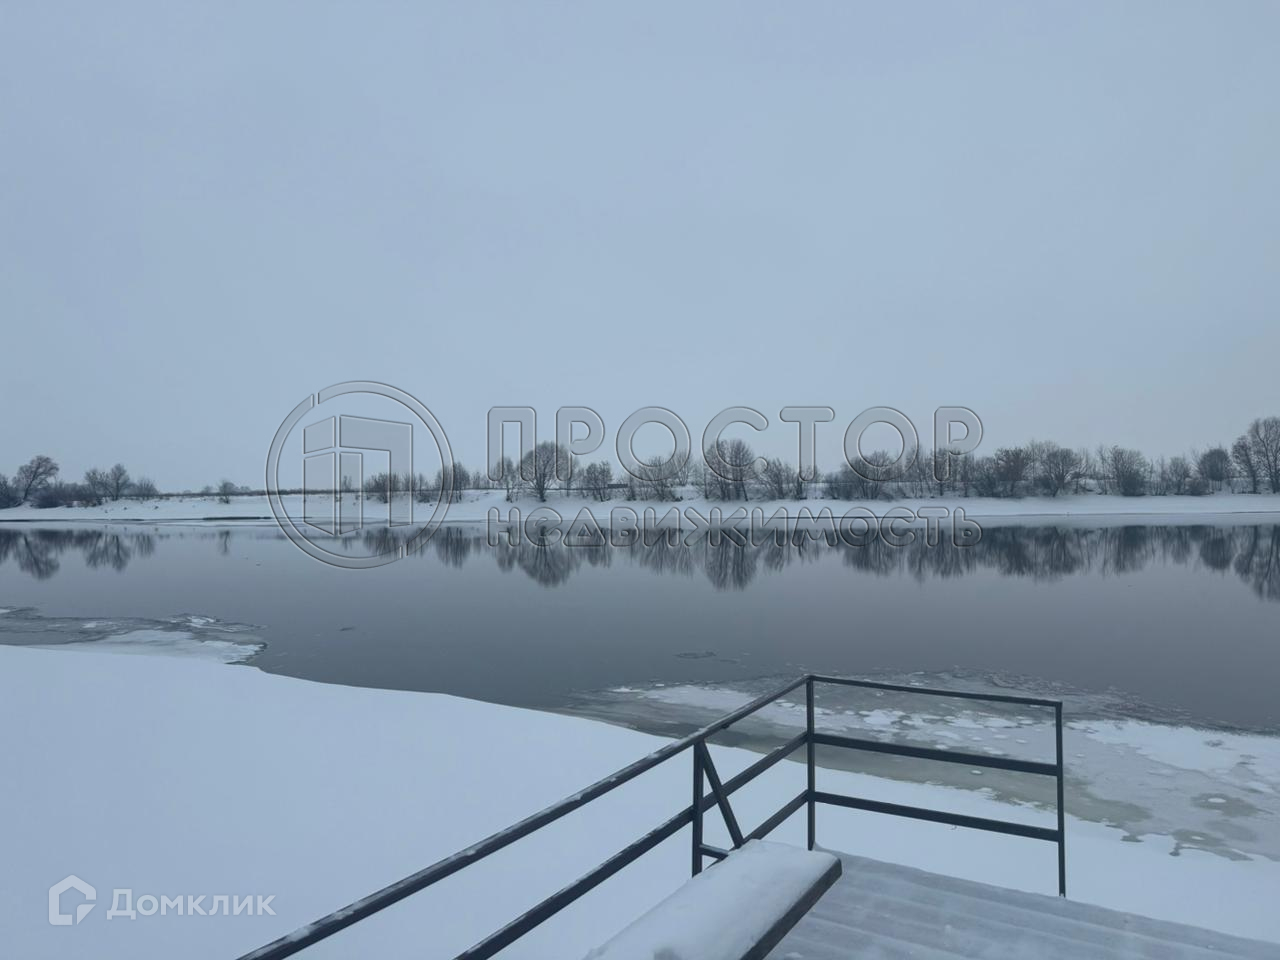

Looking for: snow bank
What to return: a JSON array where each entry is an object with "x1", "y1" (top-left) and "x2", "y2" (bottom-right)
[
  {"x1": 3, "y1": 489, "x2": 1279, "y2": 527},
  {"x1": 3, "y1": 646, "x2": 1278, "y2": 960}
]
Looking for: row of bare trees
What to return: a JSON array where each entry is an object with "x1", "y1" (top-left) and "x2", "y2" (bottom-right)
[
  {"x1": 513, "y1": 415, "x2": 1280, "y2": 503},
  {"x1": 359, "y1": 464, "x2": 478, "y2": 504},
  {"x1": 0, "y1": 456, "x2": 163, "y2": 509},
  {"x1": 5, "y1": 415, "x2": 1276, "y2": 510},
  {"x1": 950, "y1": 417, "x2": 1280, "y2": 499}
]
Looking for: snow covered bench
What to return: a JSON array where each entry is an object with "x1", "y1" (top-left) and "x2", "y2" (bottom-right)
[{"x1": 583, "y1": 840, "x2": 842, "y2": 960}]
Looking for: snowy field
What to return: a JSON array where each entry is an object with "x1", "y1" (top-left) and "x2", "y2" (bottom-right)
[
  {"x1": 4, "y1": 641, "x2": 1279, "y2": 960},
  {"x1": 3, "y1": 490, "x2": 1280, "y2": 528}
]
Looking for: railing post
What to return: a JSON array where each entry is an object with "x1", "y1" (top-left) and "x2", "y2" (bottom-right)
[
  {"x1": 1055, "y1": 701, "x2": 1066, "y2": 897},
  {"x1": 692, "y1": 742, "x2": 704, "y2": 876},
  {"x1": 697, "y1": 741, "x2": 745, "y2": 848},
  {"x1": 806, "y1": 677, "x2": 816, "y2": 851}
]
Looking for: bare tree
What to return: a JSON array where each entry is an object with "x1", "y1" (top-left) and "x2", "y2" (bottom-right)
[
  {"x1": 1151, "y1": 457, "x2": 1170, "y2": 496},
  {"x1": 793, "y1": 466, "x2": 810, "y2": 500},
  {"x1": 824, "y1": 463, "x2": 883, "y2": 501},
  {"x1": 582, "y1": 460, "x2": 612, "y2": 502},
  {"x1": 633, "y1": 454, "x2": 684, "y2": 501},
  {"x1": 1034, "y1": 443, "x2": 1082, "y2": 498},
  {"x1": 1165, "y1": 456, "x2": 1192, "y2": 495},
  {"x1": 0, "y1": 475, "x2": 20, "y2": 509},
  {"x1": 414, "y1": 471, "x2": 434, "y2": 503},
  {"x1": 896, "y1": 454, "x2": 930, "y2": 498},
  {"x1": 557, "y1": 454, "x2": 579, "y2": 495},
  {"x1": 1105, "y1": 446, "x2": 1149, "y2": 497},
  {"x1": 758, "y1": 458, "x2": 793, "y2": 501},
  {"x1": 821, "y1": 467, "x2": 847, "y2": 500},
  {"x1": 966, "y1": 456, "x2": 1002, "y2": 497},
  {"x1": 15, "y1": 455, "x2": 59, "y2": 503},
  {"x1": 672, "y1": 452, "x2": 694, "y2": 487},
  {"x1": 107, "y1": 463, "x2": 132, "y2": 500},
  {"x1": 1247, "y1": 416, "x2": 1280, "y2": 494},
  {"x1": 1232, "y1": 435, "x2": 1260, "y2": 494},
  {"x1": 83, "y1": 468, "x2": 110, "y2": 503},
  {"x1": 994, "y1": 447, "x2": 1031, "y2": 497},
  {"x1": 365, "y1": 472, "x2": 400, "y2": 503},
  {"x1": 448, "y1": 463, "x2": 471, "y2": 502},
  {"x1": 520, "y1": 441, "x2": 568, "y2": 502},
  {"x1": 217, "y1": 480, "x2": 237, "y2": 504},
  {"x1": 687, "y1": 459, "x2": 709, "y2": 498},
  {"x1": 1091, "y1": 444, "x2": 1111, "y2": 494},
  {"x1": 493, "y1": 456, "x2": 523, "y2": 502},
  {"x1": 1073, "y1": 448, "x2": 1093, "y2": 494},
  {"x1": 706, "y1": 438, "x2": 756, "y2": 501},
  {"x1": 1196, "y1": 447, "x2": 1231, "y2": 493},
  {"x1": 132, "y1": 477, "x2": 160, "y2": 499}
]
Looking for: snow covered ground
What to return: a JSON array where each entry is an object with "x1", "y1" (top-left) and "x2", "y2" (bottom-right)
[
  {"x1": 4, "y1": 642, "x2": 1279, "y2": 960},
  {"x1": 3, "y1": 489, "x2": 1280, "y2": 527}
]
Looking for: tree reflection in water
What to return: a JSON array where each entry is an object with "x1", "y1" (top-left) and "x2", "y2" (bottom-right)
[
  {"x1": 1, "y1": 523, "x2": 1278, "y2": 601},
  {"x1": 0, "y1": 528, "x2": 157, "y2": 579}
]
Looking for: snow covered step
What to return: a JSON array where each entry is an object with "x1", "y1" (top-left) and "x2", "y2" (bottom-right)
[
  {"x1": 770, "y1": 852, "x2": 1280, "y2": 959},
  {"x1": 584, "y1": 840, "x2": 842, "y2": 960}
]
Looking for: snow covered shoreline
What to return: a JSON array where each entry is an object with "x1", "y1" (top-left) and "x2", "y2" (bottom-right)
[
  {"x1": 4, "y1": 644, "x2": 1279, "y2": 959},
  {"x1": 3, "y1": 489, "x2": 1280, "y2": 528}
]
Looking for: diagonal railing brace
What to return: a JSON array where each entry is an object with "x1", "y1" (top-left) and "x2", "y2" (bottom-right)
[{"x1": 696, "y1": 740, "x2": 745, "y2": 848}]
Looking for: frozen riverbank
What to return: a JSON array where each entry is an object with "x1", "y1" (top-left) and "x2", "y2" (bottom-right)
[
  {"x1": 3, "y1": 644, "x2": 1279, "y2": 959},
  {"x1": 4, "y1": 489, "x2": 1280, "y2": 527}
]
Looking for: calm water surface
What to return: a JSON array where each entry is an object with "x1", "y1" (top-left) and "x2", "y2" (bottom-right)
[{"x1": 1, "y1": 520, "x2": 1278, "y2": 732}]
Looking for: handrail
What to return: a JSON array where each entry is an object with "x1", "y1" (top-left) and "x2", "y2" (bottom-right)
[
  {"x1": 811, "y1": 732, "x2": 1058, "y2": 775},
  {"x1": 235, "y1": 674, "x2": 1066, "y2": 960},
  {"x1": 810, "y1": 674, "x2": 1061, "y2": 707},
  {"x1": 807, "y1": 678, "x2": 1067, "y2": 897},
  {"x1": 235, "y1": 675, "x2": 806, "y2": 960}
]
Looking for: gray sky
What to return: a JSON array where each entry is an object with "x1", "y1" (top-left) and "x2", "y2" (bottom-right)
[{"x1": 2, "y1": 2, "x2": 1277, "y2": 489}]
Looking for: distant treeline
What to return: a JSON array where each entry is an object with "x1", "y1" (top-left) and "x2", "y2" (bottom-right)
[
  {"x1": 359, "y1": 414, "x2": 1280, "y2": 503},
  {"x1": 2, "y1": 415, "x2": 1278, "y2": 509},
  {"x1": 0, "y1": 456, "x2": 250, "y2": 509}
]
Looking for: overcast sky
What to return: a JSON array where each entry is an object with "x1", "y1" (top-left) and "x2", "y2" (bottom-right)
[{"x1": 2, "y1": 2, "x2": 1277, "y2": 489}]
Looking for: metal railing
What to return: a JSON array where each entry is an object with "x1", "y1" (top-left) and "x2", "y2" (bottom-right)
[{"x1": 237, "y1": 675, "x2": 1065, "y2": 960}]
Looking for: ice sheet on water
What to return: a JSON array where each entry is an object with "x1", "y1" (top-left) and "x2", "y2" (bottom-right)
[
  {"x1": 566, "y1": 676, "x2": 1280, "y2": 866},
  {"x1": 0, "y1": 606, "x2": 264, "y2": 663}
]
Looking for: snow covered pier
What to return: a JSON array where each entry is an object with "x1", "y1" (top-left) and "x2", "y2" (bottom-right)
[
  {"x1": 237, "y1": 675, "x2": 1069, "y2": 960},
  {"x1": 770, "y1": 852, "x2": 1280, "y2": 959}
]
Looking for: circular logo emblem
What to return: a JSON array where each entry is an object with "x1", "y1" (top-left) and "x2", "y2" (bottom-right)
[{"x1": 265, "y1": 381, "x2": 453, "y2": 568}]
